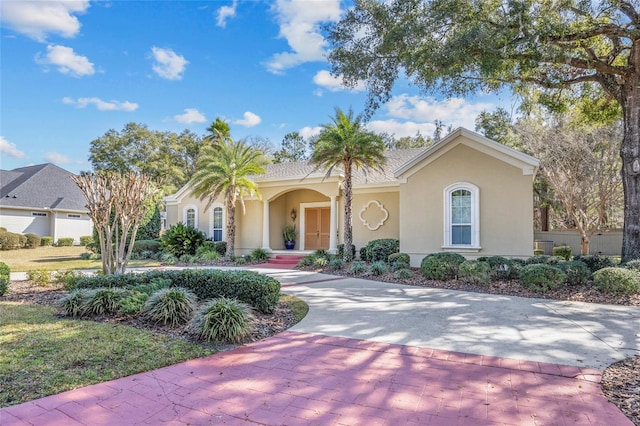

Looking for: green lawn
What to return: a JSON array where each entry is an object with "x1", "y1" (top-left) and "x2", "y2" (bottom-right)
[
  {"x1": 0, "y1": 246, "x2": 160, "y2": 272},
  {"x1": 0, "y1": 302, "x2": 216, "y2": 407}
]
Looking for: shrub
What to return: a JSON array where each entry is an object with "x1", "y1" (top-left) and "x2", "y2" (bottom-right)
[
  {"x1": 40, "y1": 236, "x2": 54, "y2": 246},
  {"x1": 161, "y1": 223, "x2": 206, "y2": 258},
  {"x1": 394, "y1": 268, "x2": 412, "y2": 280},
  {"x1": 364, "y1": 239, "x2": 400, "y2": 263},
  {"x1": 328, "y1": 257, "x2": 344, "y2": 271},
  {"x1": 388, "y1": 253, "x2": 410, "y2": 265},
  {"x1": 26, "y1": 269, "x2": 51, "y2": 286},
  {"x1": 557, "y1": 260, "x2": 591, "y2": 286},
  {"x1": 350, "y1": 261, "x2": 366, "y2": 275},
  {"x1": 314, "y1": 256, "x2": 328, "y2": 267},
  {"x1": 0, "y1": 227, "x2": 5, "y2": 232},
  {"x1": 337, "y1": 243, "x2": 356, "y2": 259},
  {"x1": 56, "y1": 238, "x2": 74, "y2": 247},
  {"x1": 71, "y1": 269, "x2": 281, "y2": 314},
  {"x1": 533, "y1": 249, "x2": 544, "y2": 256},
  {"x1": 139, "y1": 250, "x2": 156, "y2": 259},
  {"x1": 298, "y1": 255, "x2": 314, "y2": 267},
  {"x1": 458, "y1": 260, "x2": 491, "y2": 285},
  {"x1": 196, "y1": 250, "x2": 220, "y2": 262},
  {"x1": 0, "y1": 232, "x2": 21, "y2": 250},
  {"x1": 519, "y1": 264, "x2": 566, "y2": 292},
  {"x1": 24, "y1": 233, "x2": 41, "y2": 249},
  {"x1": 53, "y1": 270, "x2": 82, "y2": 285},
  {"x1": 132, "y1": 239, "x2": 161, "y2": 253},
  {"x1": 0, "y1": 261, "x2": 9, "y2": 296},
  {"x1": 213, "y1": 241, "x2": 227, "y2": 256},
  {"x1": 420, "y1": 252, "x2": 466, "y2": 281},
  {"x1": 179, "y1": 254, "x2": 198, "y2": 264},
  {"x1": 57, "y1": 289, "x2": 91, "y2": 317},
  {"x1": 552, "y1": 245, "x2": 573, "y2": 261},
  {"x1": 118, "y1": 278, "x2": 173, "y2": 315},
  {"x1": 572, "y1": 254, "x2": 614, "y2": 273},
  {"x1": 159, "y1": 252, "x2": 178, "y2": 265},
  {"x1": 79, "y1": 235, "x2": 94, "y2": 246},
  {"x1": 593, "y1": 267, "x2": 640, "y2": 295},
  {"x1": 477, "y1": 256, "x2": 521, "y2": 281},
  {"x1": 622, "y1": 260, "x2": 640, "y2": 271},
  {"x1": 250, "y1": 248, "x2": 269, "y2": 262},
  {"x1": 85, "y1": 288, "x2": 126, "y2": 316},
  {"x1": 234, "y1": 257, "x2": 248, "y2": 265},
  {"x1": 143, "y1": 287, "x2": 197, "y2": 327},
  {"x1": 370, "y1": 261, "x2": 389, "y2": 276},
  {"x1": 525, "y1": 255, "x2": 561, "y2": 265},
  {"x1": 359, "y1": 246, "x2": 369, "y2": 262},
  {"x1": 191, "y1": 297, "x2": 254, "y2": 343}
]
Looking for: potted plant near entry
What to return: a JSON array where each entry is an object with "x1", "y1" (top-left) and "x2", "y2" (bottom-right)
[{"x1": 283, "y1": 224, "x2": 297, "y2": 250}]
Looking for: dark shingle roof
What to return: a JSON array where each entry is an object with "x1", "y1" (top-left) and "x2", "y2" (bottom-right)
[{"x1": 0, "y1": 164, "x2": 88, "y2": 211}]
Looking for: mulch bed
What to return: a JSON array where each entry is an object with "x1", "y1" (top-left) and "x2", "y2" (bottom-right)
[{"x1": 3, "y1": 268, "x2": 639, "y2": 425}]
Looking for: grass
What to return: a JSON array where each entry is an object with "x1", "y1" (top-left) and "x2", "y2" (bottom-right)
[
  {"x1": 0, "y1": 302, "x2": 216, "y2": 407},
  {"x1": 280, "y1": 293, "x2": 309, "y2": 321},
  {"x1": 0, "y1": 246, "x2": 160, "y2": 272}
]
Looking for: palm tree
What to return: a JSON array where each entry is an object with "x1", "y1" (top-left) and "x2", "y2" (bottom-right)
[
  {"x1": 190, "y1": 139, "x2": 265, "y2": 257},
  {"x1": 310, "y1": 108, "x2": 387, "y2": 261}
]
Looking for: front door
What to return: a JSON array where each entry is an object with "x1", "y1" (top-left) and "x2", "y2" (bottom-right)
[{"x1": 304, "y1": 207, "x2": 330, "y2": 250}]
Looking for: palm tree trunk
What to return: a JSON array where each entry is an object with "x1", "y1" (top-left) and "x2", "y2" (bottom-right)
[
  {"x1": 226, "y1": 200, "x2": 236, "y2": 257},
  {"x1": 343, "y1": 162, "x2": 354, "y2": 262}
]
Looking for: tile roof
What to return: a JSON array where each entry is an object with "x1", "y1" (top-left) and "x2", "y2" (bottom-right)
[{"x1": 0, "y1": 163, "x2": 88, "y2": 211}]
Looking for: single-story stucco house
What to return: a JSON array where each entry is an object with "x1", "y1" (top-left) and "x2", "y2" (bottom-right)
[
  {"x1": 0, "y1": 163, "x2": 93, "y2": 244},
  {"x1": 164, "y1": 128, "x2": 540, "y2": 266}
]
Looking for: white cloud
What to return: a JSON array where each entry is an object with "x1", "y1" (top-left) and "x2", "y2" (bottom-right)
[
  {"x1": 216, "y1": 1, "x2": 237, "y2": 28},
  {"x1": 0, "y1": 0, "x2": 89, "y2": 42},
  {"x1": 62, "y1": 97, "x2": 139, "y2": 111},
  {"x1": 313, "y1": 70, "x2": 365, "y2": 93},
  {"x1": 151, "y1": 47, "x2": 188, "y2": 80},
  {"x1": 44, "y1": 152, "x2": 72, "y2": 164},
  {"x1": 366, "y1": 120, "x2": 437, "y2": 139},
  {"x1": 35, "y1": 45, "x2": 94, "y2": 77},
  {"x1": 299, "y1": 126, "x2": 322, "y2": 139},
  {"x1": 0, "y1": 136, "x2": 26, "y2": 159},
  {"x1": 265, "y1": 0, "x2": 342, "y2": 74},
  {"x1": 385, "y1": 94, "x2": 494, "y2": 130},
  {"x1": 174, "y1": 108, "x2": 206, "y2": 124},
  {"x1": 233, "y1": 111, "x2": 262, "y2": 127}
]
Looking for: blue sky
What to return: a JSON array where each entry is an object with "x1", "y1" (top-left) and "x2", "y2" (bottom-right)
[{"x1": 0, "y1": 0, "x2": 512, "y2": 174}]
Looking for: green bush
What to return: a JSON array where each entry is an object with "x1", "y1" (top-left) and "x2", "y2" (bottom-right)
[
  {"x1": 26, "y1": 269, "x2": 51, "y2": 286},
  {"x1": 593, "y1": 267, "x2": 640, "y2": 295},
  {"x1": 458, "y1": 260, "x2": 491, "y2": 285},
  {"x1": 552, "y1": 245, "x2": 573, "y2": 261},
  {"x1": 420, "y1": 252, "x2": 466, "y2": 281},
  {"x1": 161, "y1": 223, "x2": 206, "y2": 258},
  {"x1": 85, "y1": 288, "x2": 126, "y2": 316},
  {"x1": 533, "y1": 249, "x2": 544, "y2": 256},
  {"x1": 234, "y1": 257, "x2": 248, "y2": 265},
  {"x1": 519, "y1": 264, "x2": 566, "y2": 292},
  {"x1": 196, "y1": 250, "x2": 220, "y2": 262},
  {"x1": 40, "y1": 236, "x2": 54, "y2": 246},
  {"x1": 56, "y1": 238, "x2": 74, "y2": 247},
  {"x1": 572, "y1": 254, "x2": 614, "y2": 273},
  {"x1": 370, "y1": 261, "x2": 389, "y2": 276},
  {"x1": 132, "y1": 239, "x2": 161, "y2": 253},
  {"x1": 328, "y1": 257, "x2": 344, "y2": 270},
  {"x1": 394, "y1": 268, "x2": 412, "y2": 280},
  {"x1": 622, "y1": 260, "x2": 640, "y2": 271},
  {"x1": 159, "y1": 252, "x2": 178, "y2": 265},
  {"x1": 118, "y1": 278, "x2": 173, "y2": 315},
  {"x1": 337, "y1": 244, "x2": 356, "y2": 259},
  {"x1": 525, "y1": 255, "x2": 561, "y2": 265},
  {"x1": 143, "y1": 287, "x2": 197, "y2": 327},
  {"x1": 478, "y1": 256, "x2": 521, "y2": 281},
  {"x1": 57, "y1": 289, "x2": 91, "y2": 317},
  {"x1": 558, "y1": 260, "x2": 591, "y2": 286},
  {"x1": 314, "y1": 256, "x2": 328, "y2": 267},
  {"x1": 250, "y1": 248, "x2": 269, "y2": 262},
  {"x1": 0, "y1": 261, "x2": 9, "y2": 296},
  {"x1": 350, "y1": 261, "x2": 366, "y2": 275},
  {"x1": 0, "y1": 232, "x2": 22, "y2": 250},
  {"x1": 70, "y1": 269, "x2": 281, "y2": 313},
  {"x1": 388, "y1": 253, "x2": 410, "y2": 265},
  {"x1": 298, "y1": 255, "x2": 314, "y2": 267},
  {"x1": 79, "y1": 235, "x2": 94, "y2": 246},
  {"x1": 179, "y1": 254, "x2": 198, "y2": 264},
  {"x1": 364, "y1": 239, "x2": 400, "y2": 263},
  {"x1": 213, "y1": 241, "x2": 227, "y2": 256},
  {"x1": 190, "y1": 297, "x2": 254, "y2": 344},
  {"x1": 52, "y1": 270, "x2": 83, "y2": 285},
  {"x1": 359, "y1": 246, "x2": 369, "y2": 261},
  {"x1": 24, "y1": 233, "x2": 41, "y2": 249}
]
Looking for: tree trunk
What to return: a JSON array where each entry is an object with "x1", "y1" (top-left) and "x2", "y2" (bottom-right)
[
  {"x1": 621, "y1": 78, "x2": 640, "y2": 262},
  {"x1": 343, "y1": 162, "x2": 354, "y2": 262},
  {"x1": 580, "y1": 232, "x2": 590, "y2": 256},
  {"x1": 226, "y1": 200, "x2": 236, "y2": 257}
]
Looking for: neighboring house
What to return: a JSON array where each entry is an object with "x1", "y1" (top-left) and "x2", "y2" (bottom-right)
[
  {"x1": 164, "y1": 128, "x2": 540, "y2": 266},
  {"x1": 0, "y1": 163, "x2": 92, "y2": 244}
]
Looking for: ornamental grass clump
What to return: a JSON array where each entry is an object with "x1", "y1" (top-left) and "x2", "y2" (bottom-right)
[
  {"x1": 57, "y1": 289, "x2": 92, "y2": 317},
  {"x1": 350, "y1": 261, "x2": 366, "y2": 275},
  {"x1": 85, "y1": 288, "x2": 126, "y2": 316},
  {"x1": 191, "y1": 297, "x2": 254, "y2": 343},
  {"x1": 370, "y1": 261, "x2": 389, "y2": 276},
  {"x1": 143, "y1": 287, "x2": 197, "y2": 327}
]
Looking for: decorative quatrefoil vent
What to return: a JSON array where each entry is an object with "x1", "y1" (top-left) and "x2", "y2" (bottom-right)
[{"x1": 359, "y1": 200, "x2": 389, "y2": 231}]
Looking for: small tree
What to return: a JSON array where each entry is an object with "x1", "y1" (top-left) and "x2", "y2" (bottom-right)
[{"x1": 72, "y1": 171, "x2": 157, "y2": 274}]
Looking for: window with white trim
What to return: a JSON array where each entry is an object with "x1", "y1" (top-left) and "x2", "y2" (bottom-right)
[
  {"x1": 444, "y1": 183, "x2": 480, "y2": 248},
  {"x1": 184, "y1": 206, "x2": 197, "y2": 228},
  {"x1": 32, "y1": 212, "x2": 47, "y2": 217},
  {"x1": 67, "y1": 214, "x2": 81, "y2": 218},
  {"x1": 212, "y1": 207, "x2": 223, "y2": 241}
]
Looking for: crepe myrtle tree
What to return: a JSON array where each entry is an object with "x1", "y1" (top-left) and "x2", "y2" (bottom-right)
[{"x1": 328, "y1": 0, "x2": 640, "y2": 261}]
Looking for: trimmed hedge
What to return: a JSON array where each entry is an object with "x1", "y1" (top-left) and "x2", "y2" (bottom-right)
[
  {"x1": 24, "y1": 233, "x2": 41, "y2": 249},
  {"x1": 458, "y1": 260, "x2": 491, "y2": 285},
  {"x1": 557, "y1": 260, "x2": 591, "y2": 286},
  {"x1": 552, "y1": 245, "x2": 572, "y2": 260},
  {"x1": 593, "y1": 267, "x2": 640, "y2": 295},
  {"x1": 68, "y1": 269, "x2": 280, "y2": 313},
  {"x1": 520, "y1": 264, "x2": 565, "y2": 292},
  {"x1": 79, "y1": 235, "x2": 94, "y2": 246},
  {"x1": 0, "y1": 232, "x2": 22, "y2": 250},
  {"x1": 41, "y1": 236, "x2": 54, "y2": 246},
  {"x1": 572, "y1": 254, "x2": 614, "y2": 273},
  {"x1": 0, "y1": 261, "x2": 9, "y2": 296},
  {"x1": 420, "y1": 252, "x2": 466, "y2": 281},
  {"x1": 477, "y1": 256, "x2": 521, "y2": 280},
  {"x1": 133, "y1": 239, "x2": 161, "y2": 253},
  {"x1": 56, "y1": 238, "x2": 74, "y2": 247},
  {"x1": 362, "y1": 239, "x2": 399, "y2": 262}
]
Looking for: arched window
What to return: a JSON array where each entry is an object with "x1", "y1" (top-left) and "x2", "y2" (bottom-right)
[
  {"x1": 444, "y1": 183, "x2": 480, "y2": 248},
  {"x1": 211, "y1": 207, "x2": 223, "y2": 241},
  {"x1": 183, "y1": 205, "x2": 197, "y2": 228}
]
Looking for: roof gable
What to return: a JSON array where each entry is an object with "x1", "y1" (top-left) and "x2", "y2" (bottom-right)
[
  {"x1": 0, "y1": 163, "x2": 88, "y2": 212},
  {"x1": 395, "y1": 128, "x2": 539, "y2": 181}
]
